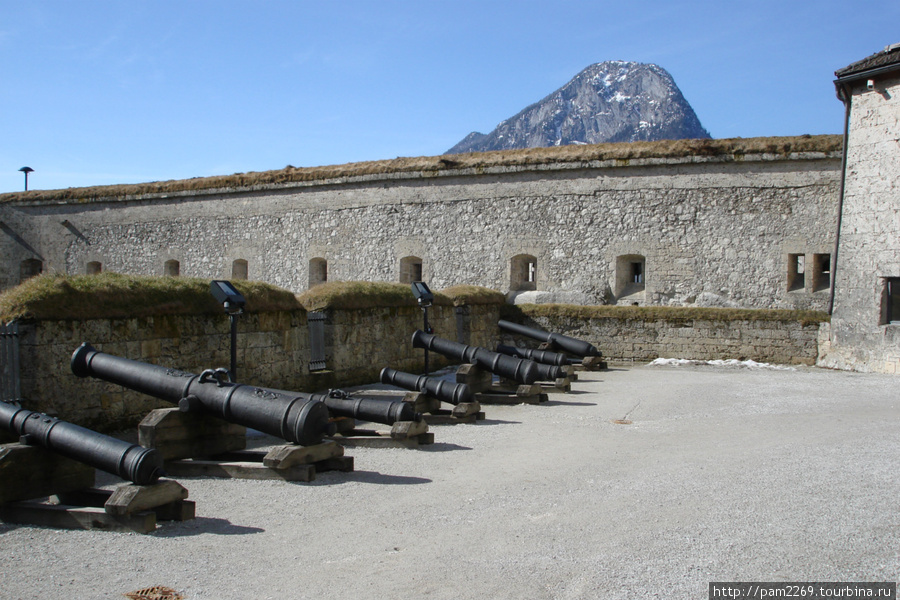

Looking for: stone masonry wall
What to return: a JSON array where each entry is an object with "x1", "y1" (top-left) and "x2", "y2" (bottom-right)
[
  {"x1": 0, "y1": 149, "x2": 840, "y2": 312},
  {"x1": 820, "y1": 75, "x2": 900, "y2": 373},
  {"x1": 502, "y1": 313, "x2": 823, "y2": 365},
  {"x1": 12, "y1": 301, "x2": 503, "y2": 432},
  {"x1": 16, "y1": 310, "x2": 312, "y2": 432}
]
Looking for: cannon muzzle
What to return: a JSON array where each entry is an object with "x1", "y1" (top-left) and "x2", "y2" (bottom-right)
[
  {"x1": 498, "y1": 320, "x2": 600, "y2": 358},
  {"x1": 380, "y1": 367, "x2": 474, "y2": 405},
  {"x1": 72, "y1": 343, "x2": 333, "y2": 446},
  {"x1": 411, "y1": 330, "x2": 539, "y2": 384},
  {"x1": 0, "y1": 400, "x2": 163, "y2": 485},
  {"x1": 494, "y1": 345, "x2": 566, "y2": 380},
  {"x1": 496, "y1": 344, "x2": 568, "y2": 367}
]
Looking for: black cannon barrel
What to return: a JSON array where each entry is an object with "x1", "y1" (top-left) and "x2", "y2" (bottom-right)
[
  {"x1": 380, "y1": 367, "x2": 474, "y2": 405},
  {"x1": 411, "y1": 330, "x2": 539, "y2": 384},
  {"x1": 493, "y1": 346, "x2": 566, "y2": 380},
  {"x1": 498, "y1": 320, "x2": 600, "y2": 358},
  {"x1": 71, "y1": 343, "x2": 333, "y2": 446},
  {"x1": 323, "y1": 390, "x2": 420, "y2": 424},
  {"x1": 496, "y1": 344, "x2": 569, "y2": 367},
  {"x1": 0, "y1": 400, "x2": 163, "y2": 485}
]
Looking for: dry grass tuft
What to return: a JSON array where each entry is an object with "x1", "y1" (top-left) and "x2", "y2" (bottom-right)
[
  {"x1": 440, "y1": 285, "x2": 507, "y2": 306},
  {"x1": 0, "y1": 272, "x2": 301, "y2": 322},
  {"x1": 0, "y1": 135, "x2": 841, "y2": 205},
  {"x1": 297, "y1": 281, "x2": 452, "y2": 312}
]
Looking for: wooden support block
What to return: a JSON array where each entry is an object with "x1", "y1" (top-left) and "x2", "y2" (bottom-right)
[
  {"x1": 0, "y1": 500, "x2": 157, "y2": 534},
  {"x1": 153, "y1": 499, "x2": 196, "y2": 522},
  {"x1": 475, "y1": 391, "x2": 547, "y2": 405},
  {"x1": 390, "y1": 420, "x2": 429, "y2": 440},
  {"x1": 550, "y1": 378, "x2": 572, "y2": 392},
  {"x1": 317, "y1": 456, "x2": 355, "y2": 473},
  {"x1": 55, "y1": 484, "x2": 195, "y2": 522},
  {"x1": 163, "y1": 445, "x2": 353, "y2": 482},
  {"x1": 0, "y1": 443, "x2": 95, "y2": 504},
  {"x1": 515, "y1": 384, "x2": 543, "y2": 397},
  {"x1": 330, "y1": 417, "x2": 357, "y2": 434},
  {"x1": 423, "y1": 406, "x2": 484, "y2": 425},
  {"x1": 579, "y1": 356, "x2": 607, "y2": 371},
  {"x1": 104, "y1": 480, "x2": 189, "y2": 516},
  {"x1": 331, "y1": 427, "x2": 433, "y2": 448},
  {"x1": 139, "y1": 408, "x2": 246, "y2": 461},
  {"x1": 455, "y1": 363, "x2": 492, "y2": 392},
  {"x1": 262, "y1": 441, "x2": 343, "y2": 469},
  {"x1": 451, "y1": 401, "x2": 481, "y2": 418},
  {"x1": 403, "y1": 392, "x2": 442, "y2": 414},
  {"x1": 164, "y1": 458, "x2": 317, "y2": 482}
]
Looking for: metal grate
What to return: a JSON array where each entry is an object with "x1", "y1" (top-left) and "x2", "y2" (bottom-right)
[
  {"x1": 308, "y1": 311, "x2": 327, "y2": 371},
  {"x1": 455, "y1": 305, "x2": 469, "y2": 344},
  {"x1": 124, "y1": 586, "x2": 185, "y2": 600},
  {"x1": 0, "y1": 321, "x2": 22, "y2": 404}
]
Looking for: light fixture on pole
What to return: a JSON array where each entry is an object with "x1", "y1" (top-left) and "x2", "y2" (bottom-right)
[
  {"x1": 411, "y1": 281, "x2": 434, "y2": 375},
  {"x1": 18, "y1": 167, "x2": 34, "y2": 191},
  {"x1": 209, "y1": 280, "x2": 246, "y2": 380}
]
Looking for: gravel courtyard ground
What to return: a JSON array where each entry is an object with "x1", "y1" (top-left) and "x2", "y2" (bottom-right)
[{"x1": 2, "y1": 362, "x2": 898, "y2": 600}]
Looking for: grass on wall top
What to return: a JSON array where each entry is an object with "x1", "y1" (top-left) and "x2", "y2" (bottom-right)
[
  {"x1": 0, "y1": 272, "x2": 302, "y2": 322},
  {"x1": 0, "y1": 274, "x2": 831, "y2": 325},
  {"x1": 502, "y1": 303, "x2": 830, "y2": 326},
  {"x1": 297, "y1": 281, "x2": 454, "y2": 312},
  {"x1": 440, "y1": 285, "x2": 507, "y2": 306},
  {"x1": 0, "y1": 135, "x2": 842, "y2": 205}
]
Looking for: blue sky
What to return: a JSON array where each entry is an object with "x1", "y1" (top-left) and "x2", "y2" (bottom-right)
[{"x1": 2, "y1": 1, "x2": 898, "y2": 193}]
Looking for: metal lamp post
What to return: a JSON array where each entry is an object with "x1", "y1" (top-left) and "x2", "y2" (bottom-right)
[
  {"x1": 18, "y1": 167, "x2": 33, "y2": 191},
  {"x1": 209, "y1": 280, "x2": 246, "y2": 380},
  {"x1": 411, "y1": 281, "x2": 434, "y2": 375}
]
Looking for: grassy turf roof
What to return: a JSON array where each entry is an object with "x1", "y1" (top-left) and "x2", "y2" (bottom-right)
[
  {"x1": 297, "y1": 281, "x2": 453, "y2": 312},
  {"x1": 0, "y1": 273, "x2": 302, "y2": 322},
  {"x1": 0, "y1": 135, "x2": 841, "y2": 205}
]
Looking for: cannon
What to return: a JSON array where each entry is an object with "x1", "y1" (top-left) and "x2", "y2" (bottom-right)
[
  {"x1": 494, "y1": 345, "x2": 567, "y2": 380},
  {"x1": 321, "y1": 389, "x2": 420, "y2": 424},
  {"x1": 380, "y1": 367, "x2": 474, "y2": 405},
  {"x1": 411, "y1": 330, "x2": 539, "y2": 384},
  {"x1": 0, "y1": 400, "x2": 163, "y2": 485},
  {"x1": 498, "y1": 320, "x2": 601, "y2": 358},
  {"x1": 71, "y1": 343, "x2": 333, "y2": 446},
  {"x1": 496, "y1": 344, "x2": 568, "y2": 367}
]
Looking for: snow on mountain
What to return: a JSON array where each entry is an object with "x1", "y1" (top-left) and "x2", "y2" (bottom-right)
[{"x1": 446, "y1": 61, "x2": 710, "y2": 154}]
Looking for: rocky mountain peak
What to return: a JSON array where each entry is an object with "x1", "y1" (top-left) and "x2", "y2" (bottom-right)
[{"x1": 447, "y1": 61, "x2": 710, "y2": 154}]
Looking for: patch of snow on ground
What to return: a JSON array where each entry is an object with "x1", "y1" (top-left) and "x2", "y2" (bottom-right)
[{"x1": 648, "y1": 357, "x2": 796, "y2": 371}]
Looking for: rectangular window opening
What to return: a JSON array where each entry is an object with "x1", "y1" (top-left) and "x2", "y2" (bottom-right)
[
  {"x1": 631, "y1": 262, "x2": 643, "y2": 284},
  {"x1": 813, "y1": 254, "x2": 831, "y2": 292},
  {"x1": 788, "y1": 254, "x2": 805, "y2": 292},
  {"x1": 887, "y1": 278, "x2": 900, "y2": 325}
]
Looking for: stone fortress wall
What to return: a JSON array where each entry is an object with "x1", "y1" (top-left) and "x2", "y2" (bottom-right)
[
  {"x1": 820, "y1": 73, "x2": 900, "y2": 373},
  {"x1": 0, "y1": 136, "x2": 841, "y2": 313}
]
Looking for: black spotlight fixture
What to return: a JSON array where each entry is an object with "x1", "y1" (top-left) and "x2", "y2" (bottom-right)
[
  {"x1": 411, "y1": 281, "x2": 434, "y2": 374},
  {"x1": 210, "y1": 280, "x2": 246, "y2": 380}
]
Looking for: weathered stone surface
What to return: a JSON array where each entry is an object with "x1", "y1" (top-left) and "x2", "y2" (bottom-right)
[
  {"x1": 0, "y1": 149, "x2": 839, "y2": 313},
  {"x1": 821, "y1": 73, "x2": 900, "y2": 373}
]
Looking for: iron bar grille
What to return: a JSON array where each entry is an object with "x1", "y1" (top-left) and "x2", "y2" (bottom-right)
[
  {"x1": 308, "y1": 311, "x2": 327, "y2": 371},
  {"x1": 0, "y1": 321, "x2": 22, "y2": 403}
]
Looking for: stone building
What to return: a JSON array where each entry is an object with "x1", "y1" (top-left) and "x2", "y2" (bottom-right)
[
  {"x1": 0, "y1": 136, "x2": 841, "y2": 312},
  {"x1": 819, "y1": 44, "x2": 900, "y2": 372}
]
